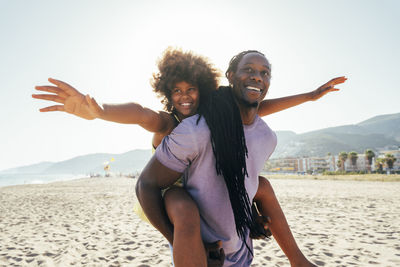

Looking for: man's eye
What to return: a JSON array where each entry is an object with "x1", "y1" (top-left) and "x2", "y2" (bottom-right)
[{"x1": 261, "y1": 71, "x2": 270, "y2": 78}]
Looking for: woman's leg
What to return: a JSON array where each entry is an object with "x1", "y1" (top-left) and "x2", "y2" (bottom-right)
[
  {"x1": 254, "y1": 176, "x2": 316, "y2": 267},
  {"x1": 163, "y1": 186, "x2": 207, "y2": 267}
]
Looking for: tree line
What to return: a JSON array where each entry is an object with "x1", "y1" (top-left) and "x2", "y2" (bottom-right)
[{"x1": 336, "y1": 149, "x2": 397, "y2": 174}]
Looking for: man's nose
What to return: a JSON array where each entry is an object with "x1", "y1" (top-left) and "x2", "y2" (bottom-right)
[{"x1": 250, "y1": 72, "x2": 263, "y2": 82}]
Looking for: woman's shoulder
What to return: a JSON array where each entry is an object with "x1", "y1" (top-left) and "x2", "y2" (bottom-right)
[
  {"x1": 155, "y1": 111, "x2": 177, "y2": 133},
  {"x1": 173, "y1": 115, "x2": 210, "y2": 136},
  {"x1": 151, "y1": 111, "x2": 177, "y2": 148}
]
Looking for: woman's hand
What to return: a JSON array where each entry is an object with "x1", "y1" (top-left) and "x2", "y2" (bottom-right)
[{"x1": 33, "y1": 78, "x2": 103, "y2": 120}]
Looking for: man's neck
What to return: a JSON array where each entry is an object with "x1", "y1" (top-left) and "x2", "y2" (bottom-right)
[
  {"x1": 238, "y1": 104, "x2": 259, "y2": 125},
  {"x1": 230, "y1": 87, "x2": 261, "y2": 125}
]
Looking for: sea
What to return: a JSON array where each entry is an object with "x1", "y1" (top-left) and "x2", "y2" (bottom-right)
[{"x1": 0, "y1": 173, "x2": 88, "y2": 188}]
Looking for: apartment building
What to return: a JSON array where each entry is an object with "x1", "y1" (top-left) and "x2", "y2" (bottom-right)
[{"x1": 264, "y1": 150, "x2": 400, "y2": 173}]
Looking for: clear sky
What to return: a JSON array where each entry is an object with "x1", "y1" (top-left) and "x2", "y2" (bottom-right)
[{"x1": 0, "y1": 0, "x2": 399, "y2": 171}]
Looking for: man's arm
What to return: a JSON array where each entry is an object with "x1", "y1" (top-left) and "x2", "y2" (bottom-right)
[
  {"x1": 257, "y1": 76, "x2": 347, "y2": 117},
  {"x1": 135, "y1": 156, "x2": 183, "y2": 244},
  {"x1": 254, "y1": 177, "x2": 316, "y2": 267},
  {"x1": 33, "y1": 78, "x2": 173, "y2": 133}
]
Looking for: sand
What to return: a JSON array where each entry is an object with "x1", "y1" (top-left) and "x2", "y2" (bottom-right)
[{"x1": 0, "y1": 177, "x2": 399, "y2": 266}]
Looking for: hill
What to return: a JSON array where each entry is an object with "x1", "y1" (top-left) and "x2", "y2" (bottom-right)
[
  {"x1": 0, "y1": 149, "x2": 152, "y2": 175},
  {"x1": 272, "y1": 112, "x2": 400, "y2": 158}
]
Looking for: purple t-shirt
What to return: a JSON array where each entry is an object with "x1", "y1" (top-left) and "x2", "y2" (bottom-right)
[{"x1": 155, "y1": 115, "x2": 276, "y2": 266}]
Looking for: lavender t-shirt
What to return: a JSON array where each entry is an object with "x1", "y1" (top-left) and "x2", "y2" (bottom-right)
[{"x1": 155, "y1": 115, "x2": 276, "y2": 266}]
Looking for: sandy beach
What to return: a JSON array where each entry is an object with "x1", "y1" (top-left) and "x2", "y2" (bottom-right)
[{"x1": 0, "y1": 177, "x2": 399, "y2": 266}]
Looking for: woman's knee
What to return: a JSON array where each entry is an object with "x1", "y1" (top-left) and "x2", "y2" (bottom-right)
[
  {"x1": 258, "y1": 175, "x2": 271, "y2": 190},
  {"x1": 256, "y1": 175, "x2": 276, "y2": 204},
  {"x1": 164, "y1": 187, "x2": 200, "y2": 227}
]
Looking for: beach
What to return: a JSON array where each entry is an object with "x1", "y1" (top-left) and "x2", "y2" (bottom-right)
[{"x1": 0, "y1": 177, "x2": 399, "y2": 266}]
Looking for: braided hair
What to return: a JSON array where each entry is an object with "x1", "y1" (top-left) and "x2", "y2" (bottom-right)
[
  {"x1": 198, "y1": 50, "x2": 268, "y2": 252},
  {"x1": 225, "y1": 50, "x2": 265, "y2": 79}
]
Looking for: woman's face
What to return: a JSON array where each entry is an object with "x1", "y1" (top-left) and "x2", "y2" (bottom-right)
[{"x1": 171, "y1": 81, "x2": 200, "y2": 120}]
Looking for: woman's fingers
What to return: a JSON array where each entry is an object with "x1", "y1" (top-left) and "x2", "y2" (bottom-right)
[
  {"x1": 48, "y1": 78, "x2": 80, "y2": 95},
  {"x1": 39, "y1": 105, "x2": 65, "y2": 112},
  {"x1": 34, "y1": 85, "x2": 69, "y2": 99},
  {"x1": 32, "y1": 94, "x2": 65, "y2": 104}
]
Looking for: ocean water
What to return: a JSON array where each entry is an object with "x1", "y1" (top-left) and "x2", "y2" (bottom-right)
[{"x1": 0, "y1": 173, "x2": 88, "y2": 188}]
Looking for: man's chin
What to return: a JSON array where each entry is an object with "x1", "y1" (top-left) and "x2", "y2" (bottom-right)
[{"x1": 242, "y1": 99, "x2": 259, "y2": 108}]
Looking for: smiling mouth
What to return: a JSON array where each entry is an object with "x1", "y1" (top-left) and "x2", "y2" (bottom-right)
[
  {"x1": 180, "y1": 103, "x2": 192, "y2": 107},
  {"x1": 246, "y1": 86, "x2": 262, "y2": 93}
]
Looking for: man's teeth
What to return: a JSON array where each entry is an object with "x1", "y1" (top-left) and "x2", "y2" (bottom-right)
[{"x1": 246, "y1": 86, "x2": 261, "y2": 92}]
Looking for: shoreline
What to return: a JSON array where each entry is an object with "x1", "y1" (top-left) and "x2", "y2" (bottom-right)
[
  {"x1": 0, "y1": 173, "x2": 90, "y2": 188},
  {"x1": 1, "y1": 172, "x2": 399, "y2": 189},
  {"x1": 0, "y1": 174, "x2": 135, "y2": 189}
]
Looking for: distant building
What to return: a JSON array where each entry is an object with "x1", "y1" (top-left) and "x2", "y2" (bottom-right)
[
  {"x1": 265, "y1": 149, "x2": 400, "y2": 173},
  {"x1": 265, "y1": 157, "x2": 298, "y2": 173},
  {"x1": 265, "y1": 156, "x2": 335, "y2": 173}
]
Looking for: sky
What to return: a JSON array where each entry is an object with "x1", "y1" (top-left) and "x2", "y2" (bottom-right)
[{"x1": 0, "y1": 0, "x2": 399, "y2": 171}]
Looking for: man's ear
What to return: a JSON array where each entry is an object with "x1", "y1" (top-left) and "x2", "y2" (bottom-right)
[{"x1": 227, "y1": 71, "x2": 234, "y2": 85}]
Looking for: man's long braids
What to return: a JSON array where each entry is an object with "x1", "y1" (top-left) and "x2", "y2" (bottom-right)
[
  {"x1": 198, "y1": 50, "x2": 267, "y2": 252},
  {"x1": 197, "y1": 87, "x2": 257, "y2": 253}
]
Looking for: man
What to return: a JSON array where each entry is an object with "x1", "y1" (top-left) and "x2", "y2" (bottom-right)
[{"x1": 136, "y1": 51, "x2": 316, "y2": 267}]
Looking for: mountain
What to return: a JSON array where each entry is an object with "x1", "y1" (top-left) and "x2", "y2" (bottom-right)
[
  {"x1": 0, "y1": 161, "x2": 55, "y2": 174},
  {"x1": 272, "y1": 112, "x2": 400, "y2": 158},
  {"x1": 2, "y1": 113, "x2": 399, "y2": 173},
  {"x1": 0, "y1": 149, "x2": 152, "y2": 175},
  {"x1": 357, "y1": 113, "x2": 400, "y2": 141}
]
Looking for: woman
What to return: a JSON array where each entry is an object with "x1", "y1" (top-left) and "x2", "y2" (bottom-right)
[{"x1": 33, "y1": 48, "x2": 346, "y2": 266}]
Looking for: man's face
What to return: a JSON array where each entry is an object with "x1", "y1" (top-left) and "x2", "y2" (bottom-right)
[{"x1": 229, "y1": 53, "x2": 271, "y2": 107}]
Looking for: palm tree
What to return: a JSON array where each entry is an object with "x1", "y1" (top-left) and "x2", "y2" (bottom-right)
[
  {"x1": 339, "y1": 151, "x2": 348, "y2": 171},
  {"x1": 375, "y1": 158, "x2": 384, "y2": 174},
  {"x1": 364, "y1": 149, "x2": 375, "y2": 173},
  {"x1": 336, "y1": 159, "x2": 342, "y2": 170},
  {"x1": 384, "y1": 153, "x2": 397, "y2": 174},
  {"x1": 349, "y1": 151, "x2": 358, "y2": 171}
]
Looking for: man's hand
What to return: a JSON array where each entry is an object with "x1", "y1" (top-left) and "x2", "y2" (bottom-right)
[
  {"x1": 33, "y1": 78, "x2": 103, "y2": 120},
  {"x1": 250, "y1": 202, "x2": 272, "y2": 240},
  {"x1": 309, "y1": 76, "x2": 347, "y2": 101},
  {"x1": 250, "y1": 214, "x2": 272, "y2": 240},
  {"x1": 204, "y1": 240, "x2": 225, "y2": 267}
]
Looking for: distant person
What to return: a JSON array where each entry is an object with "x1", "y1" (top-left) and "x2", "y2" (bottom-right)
[{"x1": 33, "y1": 48, "x2": 346, "y2": 266}]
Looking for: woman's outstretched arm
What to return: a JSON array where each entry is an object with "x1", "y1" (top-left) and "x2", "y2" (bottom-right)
[
  {"x1": 258, "y1": 76, "x2": 347, "y2": 117},
  {"x1": 33, "y1": 78, "x2": 173, "y2": 133}
]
